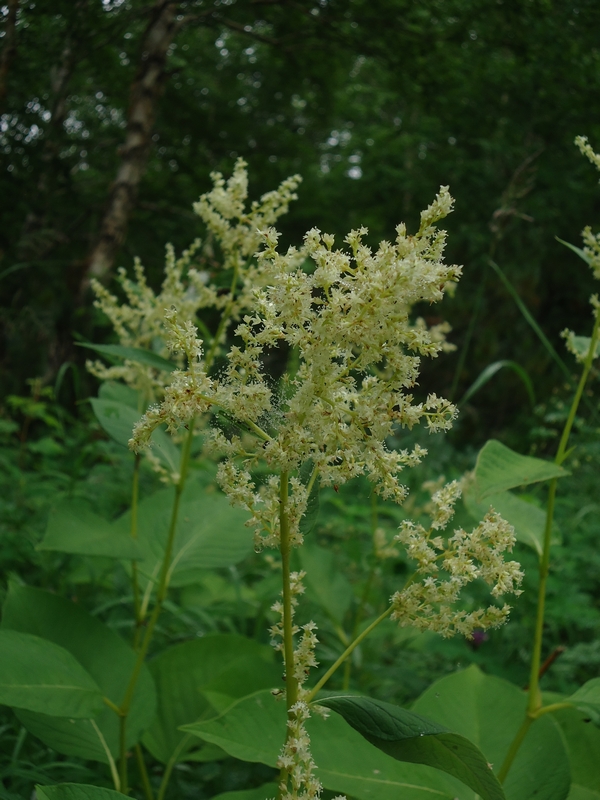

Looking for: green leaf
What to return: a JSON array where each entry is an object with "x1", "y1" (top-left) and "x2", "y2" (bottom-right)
[
  {"x1": 463, "y1": 488, "x2": 560, "y2": 557},
  {"x1": 90, "y1": 398, "x2": 180, "y2": 472},
  {"x1": 460, "y1": 360, "x2": 535, "y2": 409},
  {"x1": 183, "y1": 689, "x2": 481, "y2": 800},
  {"x1": 412, "y1": 665, "x2": 571, "y2": 800},
  {"x1": 1, "y1": 586, "x2": 156, "y2": 763},
  {"x1": 209, "y1": 784, "x2": 279, "y2": 800},
  {"x1": 319, "y1": 695, "x2": 505, "y2": 800},
  {"x1": 77, "y1": 343, "x2": 175, "y2": 373},
  {"x1": 549, "y1": 703, "x2": 600, "y2": 799},
  {"x1": 142, "y1": 634, "x2": 280, "y2": 765},
  {"x1": 98, "y1": 381, "x2": 141, "y2": 410},
  {"x1": 567, "y1": 678, "x2": 600, "y2": 725},
  {"x1": 0, "y1": 630, "x2": 102, "y2": 718},
  {"x1": 37, "y1": 785, "x2": 124, "y2": 800},
  {"x1": 298, "y1": 541, "x2": 353, "y2": 625},
  {"x1": 38, "y1": 500, "x2": 143, "y2": 559},
  {"x1": 556, "y1": 236, "x2": 593, "y2": 266},
  {"x1": 113, "y1": 482, "x2": 252, "y2": 589},
  {"x1": 474, "y1": 440, "x2": 568, "y2": 499}
]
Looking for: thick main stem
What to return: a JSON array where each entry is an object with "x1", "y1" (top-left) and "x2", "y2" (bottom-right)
[{"x1": 499, "y1": 310, "x2": 600, "y2": 783}]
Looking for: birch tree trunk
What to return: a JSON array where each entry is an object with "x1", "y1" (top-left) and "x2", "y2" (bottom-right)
[{"x1": 84, "y1": 0, "x2": 179, "y2": 285}]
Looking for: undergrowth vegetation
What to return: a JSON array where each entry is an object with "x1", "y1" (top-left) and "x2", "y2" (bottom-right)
[{"x1": 2, "y1": 140, "x2": 600, "y2": 800}]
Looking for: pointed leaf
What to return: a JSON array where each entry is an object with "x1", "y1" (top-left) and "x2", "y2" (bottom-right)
[
  {"x1": 113, "y1": 483, "x2": 252, "y2": 589},
  {"x1": 2, "y1": 586, "x2": 156, "y2": 763},
  {"x1": 412, "y1": 665, "x2": 571, "y2": 800},
  {"x1": 556, "y1": 236, "x2": 593, "y2": 265},
  {"x1": 38, "y1": 500, "x2": 143, "y2": 559},
  {"x1": 37, "y1": 785, "x2": 124, "y2": 800},
  {"x1": 98, "y1": 381, "x2": 140, "y2": 410},
  {"x1": 464, "y1": 488, "x2": 560, "y2": 557},
  {"x1": 475, "y1": 440, "x2": 568, "y2": 499},
  {"x1": 142, "y1": 634, "x2": 280, "y2": 765},
  {"x1": 460, "y1": 360, "x2": 535, "y2": 408},
  {"x1": 78, "y1": 343, "x2": 175, "y2": 372},
  {"x1": 0, "y1": 631, "x2": 102, "y2": 718},
  {"x1": 319, "y1": 695, "x2": 505, "y2": 800},
  {"x1": 567, "y1": 678, "x2": 600, "y2": 725},
  {"x1": 183, "y1": 690, "x2": 479, "y2": 800}
]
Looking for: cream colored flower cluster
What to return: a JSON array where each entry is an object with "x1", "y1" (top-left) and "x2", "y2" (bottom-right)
[
  {"x1": 131, "y1": 189, "x2": 461, "y2": 551},
  {"x1": 89, "y1": 160, "x2": 302, "y2": 398},
  {"x1": 270, "y1": 571, "x2": 319, "y2": 691},
  {"x1": 391, "y1": 479, "x2": 523, "y2": 638}
]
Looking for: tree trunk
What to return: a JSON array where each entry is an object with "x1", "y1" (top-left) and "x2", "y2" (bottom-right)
[
  {"x1": 83, "y1": 0, "x2": 179, "y2": 286},
  {"x1": 0, "y1": 0, "x2": 20, "y2": 113}
]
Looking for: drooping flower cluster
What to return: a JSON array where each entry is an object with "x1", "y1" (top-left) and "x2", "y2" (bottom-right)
[
  {"x1": 392, "y1": 478, "x2": 523, "y2": 638},
  {"x1": 88, "y1": 159, "x2": 302, "y2": 399}
]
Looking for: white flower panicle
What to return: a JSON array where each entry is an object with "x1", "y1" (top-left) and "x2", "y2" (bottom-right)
[
  {"x1": 131, "y1": 187, "x2": 461, "y2": 548},
  {"x1": 392, "y1": 479, "x2": 523, "y2": 638}
]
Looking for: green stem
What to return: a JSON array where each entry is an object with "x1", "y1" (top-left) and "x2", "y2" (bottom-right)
[
  {"x1": 498, "y1": 310, "x2": 600, "y2": 783},
  {"x1": 279, "y1": 470, "x2": 298, "y2": 711},
  {"x1": 156, "y1": 735, "x2": 192, "y2": 800},
  {"x1": 131, "y1": 454, "x2": 142, "y2": 650},
  {"x1": 306, "y1": 605, "x2": 393, "y2": 703},
  {"x1": 116, "y1": 423, "x2": 195, "y2": 794},
  {"x1": 135, "y1": 744, "x2": 155, "y2": 800}
]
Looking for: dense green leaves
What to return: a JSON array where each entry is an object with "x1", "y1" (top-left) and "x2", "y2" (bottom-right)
[
  {"x1": 298, "y1": 541, "x2": 353, "y2": 625},
  {"x1": 37, "y1": 785, "x2": 124, "y2": 800},
  {"x1": 0, "y1": 630, "x2": 102, "y2": 718},
  {"x1": 412, "y1": 666, "x2": 571, "y2": 800},
  {"x1": 142, "y1": 634, "x2": 280, "y2": 765},
  {"x1": 319, "y1": 695, "x2": 505, "y2": 800},
  {"x1": 1, "y1": 585, "x2": 156, "y2": 763},
  {"x1": 184, "y1": 689, "x2": 482, "y2": 799},
  {"x1": 550, "y1": 703, "x2": 600, "y2": 799},
  {"x1": 39, "y1": 499, "x2": 143, "y2": 559},
  {"x1": 474, "y1": 440, "x2": 568, "y2": 498}
]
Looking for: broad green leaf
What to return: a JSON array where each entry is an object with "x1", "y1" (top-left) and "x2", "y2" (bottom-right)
[
  {"x1": 90, "y1": 398, "x2": 180, "y2": 473},
  {"x1": 460, "y1": 360, "x2": 535, "y2": 408},
  {"x1": 38, "y1": 499, "x2": 143, "y2": 559},
  {"x1": 37, "y1": 785, "x2": 124, "y2": 800},
  {"x1": 412, "y1": 665, "x2": 570, "y2": 800},
  {"x1": 319, "y1": 695, "x2": 504, "y2": 800},
  {"x1": 142, "y1": 634, "x2": 280, "y2": 765},
  {"x1": 567, "y1": 678, "x2": 600, "y2": 725},
  {"x1": 183, "y1": 689, "x2": 480, "y2": 800},
  {"x1": 298, "y1": 541, "x2": 353, "y2": 625},
  {"x1": 2, "y1": 586, "x2": 156, "y2": 763},
  {"x1": 0, "y1": 631, "x2": 102, "y2": 718},
  {"x1": 550, "y1": 702, "x2": 600, "y2": 800},
  {"x1": 210, "y1": 784, "x2": 278, "y2": 800},
  {"x1": 113, "y1": 482, "x2": 251, "y2": 589},
  {"x1": 464, "y1": 488, "x2": 560, "y2": 557},
  {"x1": 98, "y1": 381, "x2": 140, "y2": 410},
  {"x1": 474, "y1": 440, "x2": 568, "y2": 499},
  {"x1": 77, "y1": 343, "x2": 175, "y2": 373}
]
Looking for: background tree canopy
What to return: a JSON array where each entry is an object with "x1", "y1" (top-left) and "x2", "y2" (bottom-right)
[{"x1": 2, "y1": 0, "x2": 600, "y2": 438}]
